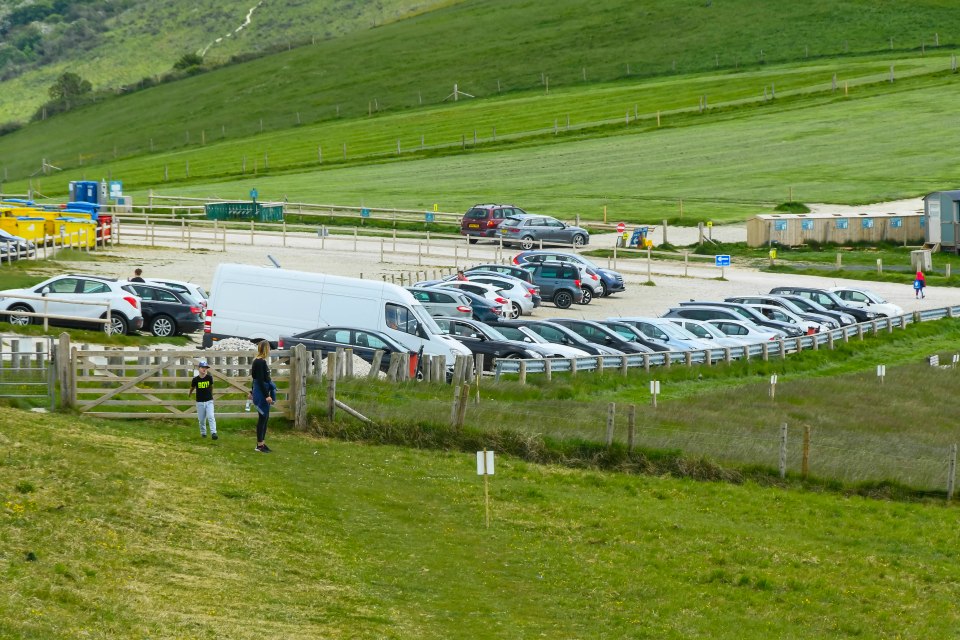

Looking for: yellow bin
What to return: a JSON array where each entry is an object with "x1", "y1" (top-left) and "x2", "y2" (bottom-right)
[
  {"x1": 12, "y1": 217, "x2": 47, "y2": 243},
  {"x1": 54, "y1": 217, "x2": 97, "y2": 248}
]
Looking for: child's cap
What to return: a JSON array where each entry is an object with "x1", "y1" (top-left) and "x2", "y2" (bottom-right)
[{"x1": 198, "y1": 360, "x2": 209, "y2": 368}]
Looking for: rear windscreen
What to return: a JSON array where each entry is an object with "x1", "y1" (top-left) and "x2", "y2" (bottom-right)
[{"x1": 465, "y1": 209, "x2": 489, "y2": 220}]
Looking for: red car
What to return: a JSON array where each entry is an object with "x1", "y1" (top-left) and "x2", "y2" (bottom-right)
[{"x1": 459, "y1": 204, "x2": 528, "y2": 243}]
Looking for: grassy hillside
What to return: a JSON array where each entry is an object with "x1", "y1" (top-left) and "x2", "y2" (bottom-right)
[
  {"x1": 107, "y1": 61, "x2": 957, "y2": 223},
  {"x1": 2, "y1": 0, "x2": 959, "y2": 164},
  {"x1": 3, "y1": 406, "x2": 960, "y2": 638},
  {"x1": 0, "y1": 0, "x2": 453, "y2": 123}
]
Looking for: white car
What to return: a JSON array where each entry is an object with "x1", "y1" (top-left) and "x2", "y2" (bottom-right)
[
  {"x1": 609, "y1": 316, "x2": 715, "y2": 351},
  {"x1": 493, "y1": 323, "x2": 591, "y2": 358},
  {"x1": 145, "y1": 278, "x2": 209, "y2": 309},
  {"x1": 747, "y1": 303, "x2": 822, "y2": 333},
  {"x1": 666, "y1": 318, "x2": 754, "y2": 348},
  {"x1": 829, "y1": 287, "x2": 904, "y2": 318},
  {"x1": 430, "y1": 281, "x2": 511, "y2": 317},
  {"x1": 458, "y1": 273, "x2": 536, "y2": 318},
  {"x1": 0, "y1": 274, "x2": 143, "y2": 334},
  {"x1": 707, "y1": 319, "x2": 781, "y2": 345}
]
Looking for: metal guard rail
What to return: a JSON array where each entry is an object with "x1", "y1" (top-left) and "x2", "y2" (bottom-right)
[{"x1": 493, "y1": 309, "x2": 955, "y2": 378}]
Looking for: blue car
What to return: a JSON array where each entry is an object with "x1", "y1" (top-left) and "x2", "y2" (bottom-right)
[{"x1": 512, "y1": 250, "x2": 626, "y2": 297}]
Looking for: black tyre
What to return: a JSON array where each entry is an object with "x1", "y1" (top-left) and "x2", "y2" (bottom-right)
[
  {"x1": 103, "y1": 314, "x2": 129, "y2": 336},
  {"x1": 508, "y1": 302, "x2": 522, "y2": 319},
  {"x1": 572, "y1": 234, "x2": 587, "y2": 249},
  {"x1": 8, "y1": 304, "x2": 34, "y2": 326},
  {"x1": 468, "y1": 238, "x2": 479, "y2": 245},
  {"x1": 578, "y1": 287, "x2": 593, "y2": 305},
  {"x1": 554, "y1": 290, "x2": 574, "y2": 309},
  {"x1": 150, "y1": 314, "x2": 177, "y2": 337},
  {"x1": 519, "y1": 235, "x2": 536, "y2": 250},
  {"x1": 599, "y1": 280, "x2": 609, "y2": 297}
]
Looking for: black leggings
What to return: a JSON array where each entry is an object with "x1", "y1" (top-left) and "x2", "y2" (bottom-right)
[{"x1": 256, "y1": 411, "x2": 269, "y2": 443}]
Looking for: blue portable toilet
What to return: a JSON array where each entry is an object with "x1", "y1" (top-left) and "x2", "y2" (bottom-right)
[
  {"x1": 69, "y1": 181, "x2": 101, "y2": 205},
  {"x1": 64, "y1": 202, "x2": 100, "y2": 221}
]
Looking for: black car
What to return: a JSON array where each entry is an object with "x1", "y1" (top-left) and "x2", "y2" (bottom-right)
[
  {"x1": 768, "y1": 287, "x2": 878, "y2": 323},
  {"x1": 121, "y1": 283, "x2": 204, "y2": 337},
  {"x1": 434, "y1": 317, "x2": 544, "y2": 370},
  {"x1": 546, "y1": 319, "x2": 653, "y2": 354},
  {"x1": 432, "y1": 287, "x2": 503, "y2": 323},
  {"x1": 496, "y1": 319, "x2": 624, "y2": 356},
  {"x1": 278, "y1": 326, "x2": 416, "y2": 374}
]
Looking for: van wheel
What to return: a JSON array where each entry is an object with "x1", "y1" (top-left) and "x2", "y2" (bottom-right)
[
  {"x1": 150, "y1": 315, "x2": 177, "y2": 337},
  {"x1": 519, "y1": 235, "x2": 535, "y2": 250},
  {"x1": 579, "y1": 287, "x2": 593, "y2": 305},
  {"x1": 509, "y1": 302, "x2": 522, "y2": 319},
  {"x1": 8, "y1": 304, "x2": 34, "y2": 326},
  {"x1": 554, "y1": 290, "x2": 573, "y2": 309}
]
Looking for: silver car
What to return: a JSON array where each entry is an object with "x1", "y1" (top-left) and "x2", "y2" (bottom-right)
[
  {"x1": 497, "y1": 215, "x2": 590, "y2": 250},
  {"x1": 406, "y1": 287, "x2": 473, "y2": 318},
  {"x1": 458, "y1": 274, "x2": 536, "y2": 318}
]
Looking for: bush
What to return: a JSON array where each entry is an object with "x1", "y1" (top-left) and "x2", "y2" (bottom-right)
[{"x1": 774, "y1": 201, "x2": 811, "y2": 213}]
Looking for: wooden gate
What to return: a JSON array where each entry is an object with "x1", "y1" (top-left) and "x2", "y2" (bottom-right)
[{"x1": 62, "y1": 341, "x2": 301, "y2": 421}]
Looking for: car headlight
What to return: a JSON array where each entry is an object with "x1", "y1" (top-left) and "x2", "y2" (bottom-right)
[
  {"x1": 865, "y1": 312, "x2": 879, "y2": 319},
  {"x1": 523, "y1": 349, "x2": 543, "y2": 358}
]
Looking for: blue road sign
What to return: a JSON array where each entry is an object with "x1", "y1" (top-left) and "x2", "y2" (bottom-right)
[
  {"x1": 425, "y1": 212, "x2": 435, "y2": 223},
  {"x1": 361, "y1": 208, "x2": 371, "y2": 218},
  {"x1": 715, "y1": 254, "x2": 731, "y2": 267}
]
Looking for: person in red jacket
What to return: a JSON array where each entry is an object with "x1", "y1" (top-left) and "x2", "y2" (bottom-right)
[{"x1": 913, "y1": 271, "x2": 926, "y2": 299}]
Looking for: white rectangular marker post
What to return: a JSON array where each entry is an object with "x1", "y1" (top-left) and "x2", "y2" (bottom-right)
[
  {"x1": 650, "y1": 380, "x2": 660, "y2": 407},
  {"x1": 770, "y1": 374, "x2": 778, "y2": 399},
  {"x1": 877, "y1": 364, "x2": 886, "y2": 384},
  {"x1": 477, "y1": 449, "x2": 495, "y2": 527}
]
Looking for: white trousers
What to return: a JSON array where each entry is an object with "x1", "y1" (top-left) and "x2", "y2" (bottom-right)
[{"x1": 197, "y1": 401, "x2": 217, "y2": 434}]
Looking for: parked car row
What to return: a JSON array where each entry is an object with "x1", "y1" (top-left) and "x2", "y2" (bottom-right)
[
  {"x1": 0, "y1": 274, "x2": 207, "y2": 336},
  {"x1": 459, "y1": 203, "x2": 591, "y2": 250}
]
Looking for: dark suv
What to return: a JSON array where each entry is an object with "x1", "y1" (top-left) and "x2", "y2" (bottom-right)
[
  {"x1": 460, "y1": 204, "x2": 527, "y2": 243},
  {"x1": 122, "y1": 283, "x2": 204, "y2": 337},
  {"x1": 521, "y1": 261, "x2": 583, "y2": 309}
]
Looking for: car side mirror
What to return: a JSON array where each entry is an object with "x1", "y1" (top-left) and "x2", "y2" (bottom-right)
[{"x1": 41, "y1": 287, "x2": 50, "y2": 296}]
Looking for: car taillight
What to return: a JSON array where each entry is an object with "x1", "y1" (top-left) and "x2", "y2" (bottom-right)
[
  {"x1": 509, "y1": 228, "x2": 520, "y2": 233},
  {"x1": 528, "y1": 288, "x2": 537, "y2": 295},
  {"x1": 278, "y1": 338, "x2": 285, "y2": 348},
  {"x1": 512, "y1": 255, "x2": 521, "y2": 264},
  {"x1": 204, "y1": 309, "x2": 213, "y2": 333},
  {"x1": 456, "y1": 305, "x2": 471, "y2": 313},
  {"x1": 190, "y1": 306, "x2": 201, "y2": 314},
  {"x1": 486, "y1": 220, "x2": 496, "y2": 228},
  {"x1": 590, "y1": 273, "x2": 599, "y2": 281},
  {"x1": 574, "y1": 279, "x2": 581, "y2": 288},
  {"x1": 495, "y1": 297, "x2": 508, "y2": 304},
  {"x1": 123, "y1": 296, "x2": 139, "y2": 309}
]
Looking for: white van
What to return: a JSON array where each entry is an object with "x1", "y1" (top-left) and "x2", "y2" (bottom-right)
[{"x1": 202, "y1": 264, "x2": 471, "y2": 364}]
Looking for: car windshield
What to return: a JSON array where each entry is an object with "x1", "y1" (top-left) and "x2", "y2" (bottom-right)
[
  {"x1": 658, "y1": 322, "x2": 697, "y2": 340},
  {"x1": 684, "y1": 323, "x2": 710, "y2": 338},
  {"x1": 483, "y1": 325, "x2": 509, "y2": 341}
]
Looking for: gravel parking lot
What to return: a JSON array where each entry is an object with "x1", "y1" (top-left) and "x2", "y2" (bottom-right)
[{"x1": 81, "y1": 214, "x2": 953, "y2": 325}]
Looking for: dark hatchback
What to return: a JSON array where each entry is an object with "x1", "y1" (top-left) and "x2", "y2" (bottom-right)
[
  {"x1": 122, "y1": 283, "x2": 204, "y2": 337},
  {"x1": 278, "y1": 326, "x2": 416, "y2": 374}
]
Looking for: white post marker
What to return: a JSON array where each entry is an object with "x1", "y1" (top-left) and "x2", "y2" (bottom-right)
[
  {"x1": 877, "y1": 364, "x2": 886, "y2": 384},
  {"x1": 477, "y1": 449, "x2": 495, "y2": 528},
  {"x1": 953, "y1": 354, "x2": 959, "y2": 369},
  {"x1": 650, "y1": 380, "x2": 660, "y2": 407},
  {"x1": 770, "y1": 374, "x2": 778, "y2": 399}
]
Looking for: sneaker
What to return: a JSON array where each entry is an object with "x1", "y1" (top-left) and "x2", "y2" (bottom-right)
[
  {"x1": 201, "y1": 433, "x2": 207, "y2": 438},
  {"x1": 261, "y1": 444, "x2": 272, "y2": 453},
  {"x1": 255, "y1": 445, "x2": 265, "y2": 452},
  {"x1": 211, "y1": 433, "x2": 218, "y2": 440}
]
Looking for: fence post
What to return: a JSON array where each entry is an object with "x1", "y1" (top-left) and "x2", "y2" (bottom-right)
[
  {"x1": 779, "y1": 423, "x2": 788, "y2": 479},
  {"x1": 456, "y1": 383, "x2": 470, "y2": 430},
  {"x1": 802, "y1": 426, "x2": 810, "y2": 479},
  {"x1": 57, "y1": 333, "x2": 71, "y2": 409},
  {"x1": 518, "y1": 360, "x2": 527, "y2": 384},
  {"x1": 605, "y1": 402, "x2": 616, "y2": 447},
  {"x1": 291, "y1": 344, "x2": 308, "y2": 429},
  {"x1": 544, "y1": 358, "x2": 552, "y2": 381},
  {"x1": 948, "y1": 444, "x2": 958, "y2": 502},
  {"x1": 326, "y1": 353, "x2": 337, "y2": 421},
  {"x1": 620, "y1": 354, "x2": 628, "y2": 376},
  {"x1": 627, "y1": 404, "x2": 636, "y2": 452}
]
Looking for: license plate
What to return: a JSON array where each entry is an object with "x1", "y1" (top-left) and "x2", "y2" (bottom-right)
[{"x1": 468, "y1": 224, "x2": 480, "y2": 229}]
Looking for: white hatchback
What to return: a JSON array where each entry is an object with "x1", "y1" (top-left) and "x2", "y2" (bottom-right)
[{"x1": 829, "y1": 287, "x2": 904, "y2": 318}]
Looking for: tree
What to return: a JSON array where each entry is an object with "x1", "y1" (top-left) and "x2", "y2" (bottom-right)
[{"x1": 48, "y1": 71, "x2": 92, "y2": 105}]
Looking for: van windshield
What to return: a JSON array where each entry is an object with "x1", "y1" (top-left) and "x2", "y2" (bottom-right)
[{"x1": 411, "y1": 303, "x2": 441, "y2": 335}]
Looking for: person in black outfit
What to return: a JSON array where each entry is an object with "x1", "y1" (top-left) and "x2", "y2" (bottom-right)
[
  {"x1": 250, "y1": 341, "x2": 275, "y2": 453},
  {"x1": 130, "y1": 268, "x2": 145, "y2": 283}
]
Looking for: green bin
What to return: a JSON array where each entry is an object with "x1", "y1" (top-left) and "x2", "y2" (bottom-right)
[{"x1": 204, "y1": 201, "x2": 284, "y2": 222}]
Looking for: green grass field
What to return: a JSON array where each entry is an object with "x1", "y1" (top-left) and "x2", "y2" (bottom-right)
[{"x1": 3, "y1": 405, "x2": 960, "y2": 638}]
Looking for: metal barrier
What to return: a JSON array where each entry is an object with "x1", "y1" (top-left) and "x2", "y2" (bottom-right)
[{"x1": 0, "y1": 335, "x2": 55, "y2": 409}]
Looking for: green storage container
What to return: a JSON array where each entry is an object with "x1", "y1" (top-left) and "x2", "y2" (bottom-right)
[{"x1": 204, "y1": 202, "x2": 284, "y2": 222}]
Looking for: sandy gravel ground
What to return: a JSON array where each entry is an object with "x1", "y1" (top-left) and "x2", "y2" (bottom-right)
[{"x1": 78, "y1": 209, "x2": 951, "y2": 324}]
